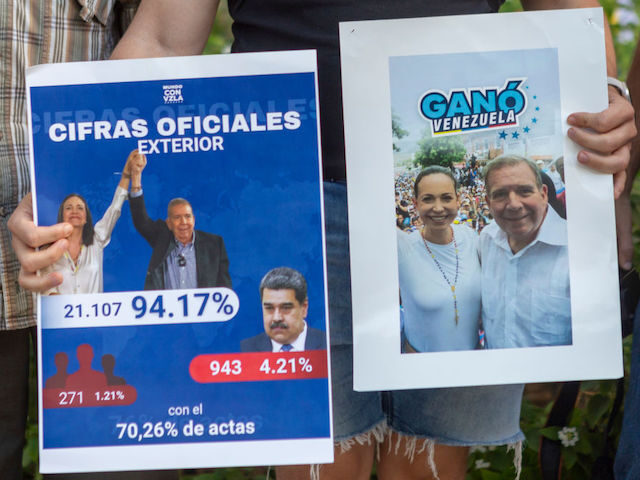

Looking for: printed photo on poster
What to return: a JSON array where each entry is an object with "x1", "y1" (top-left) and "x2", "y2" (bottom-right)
[
  {"x1": 340, "y1": 9, "x2": 623, "y2": 391},
  {"x1": 391, "y1": 48, "x2": 571, "y2": 354}
]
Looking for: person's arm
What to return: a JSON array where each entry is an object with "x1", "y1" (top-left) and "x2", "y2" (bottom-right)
[
  {"x1": 92, "y1": 185, "x2": 129, "y2": 247},
  {"x1": 119, "y1": 155, "x2": 132, "y2": 190},
  {"x1": 129, "y1": 193, "x2": 161, "y2": 246},
  {"x1": 615, "y1": 40, "x2": 640, "y2": 269},
  {"x1": 127, "y1": 152, "x2": 160, "y2": 246},
  {"x1": 110, "y1": 0, "x2": 219, "y2": 59},
  {"x1": 522, "y1": 0, "x2": 636, "y2": 198},
  {"x1": 129, "y1": 149, "x2": 146, "y2": 195},
  {"x1": 92, "y1": 162, "x2": 133, "y2": 246},
  {"x1": 522, "y1": 0, "x2": 616, "y2": 73}
]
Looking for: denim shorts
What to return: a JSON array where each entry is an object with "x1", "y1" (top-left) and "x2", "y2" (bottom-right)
[{"x1": 324, "y1": 181, "x2": 524, "y2": 445}]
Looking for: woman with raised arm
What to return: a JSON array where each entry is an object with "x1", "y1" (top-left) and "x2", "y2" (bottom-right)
[{"x1": 42, "y1": 153, "x2": 134, "y2": 294}]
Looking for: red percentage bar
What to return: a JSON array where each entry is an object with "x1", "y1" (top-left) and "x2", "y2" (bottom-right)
[
  {"x1": 43, "y1": 385, "x2": 137, "y2": 409},
  {"x1": 189, "y1": 350, "x2": 328, "y2": 383}
]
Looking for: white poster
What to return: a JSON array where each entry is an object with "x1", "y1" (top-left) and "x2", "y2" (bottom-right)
[
  {"x1": 340, "y1": 8, "x2": 622, "y2": 390},
  {"x1": 28, "y1": 51, "x2": 333, "y2": 473}
]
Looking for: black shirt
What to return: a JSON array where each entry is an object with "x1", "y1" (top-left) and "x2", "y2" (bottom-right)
[{"x1": 228, "y1": 0, "x2": 504, "y2": 180}]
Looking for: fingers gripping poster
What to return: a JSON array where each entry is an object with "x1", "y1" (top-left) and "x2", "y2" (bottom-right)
[
  {"x1": 340, "y1": 9, "x2": 623, "y2": 390},
  {"x1": 27, "y1": 51, "x2": 332, "y2": 473}
]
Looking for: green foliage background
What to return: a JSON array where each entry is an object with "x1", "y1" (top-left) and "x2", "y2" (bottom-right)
[
  {"x1": 414, "y1": 136, "x2": 467, "y2": 168},
  {"x1": 22, "y1": 1, "x2": 640, "y2": 479}
]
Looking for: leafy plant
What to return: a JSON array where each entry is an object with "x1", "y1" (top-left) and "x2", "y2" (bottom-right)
[
  {"x1": 467, "y1": 336, "x2": 633, "y2": 479},
  {"x1": 414, "y1": 135, "x2": 467, "y2": 168},
  {"x1": 392, "y1": 113, "x2": 409, "y2": 152}
]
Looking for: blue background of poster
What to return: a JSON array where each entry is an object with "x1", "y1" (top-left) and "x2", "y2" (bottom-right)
[
  {"x1": 41, "y1": 325, "x2": 330, "y2": 447},
  {"x1": 31, "y1": 72, "x2": 330, "y2": 448},
  {"x1": 31, "y1": 72, "x2": 326, "y2": 345}
]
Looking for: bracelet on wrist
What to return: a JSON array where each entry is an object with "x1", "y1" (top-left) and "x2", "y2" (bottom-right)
[{"x1": 607, "y1": 76, "x2": 631, "y2": 103}]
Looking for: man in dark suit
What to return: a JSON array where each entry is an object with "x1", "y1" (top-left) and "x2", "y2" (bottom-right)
[
  {"x1": 241, "y1": 267, "x2": 325, "y2": 352},
  {"x1": 128, "y1": 151, "x2": 231, "y2": 290}
]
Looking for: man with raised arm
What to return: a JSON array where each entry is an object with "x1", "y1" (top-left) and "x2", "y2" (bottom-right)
[{"x1": 127, "y1": 151, "x2": 232, "y2": 290}]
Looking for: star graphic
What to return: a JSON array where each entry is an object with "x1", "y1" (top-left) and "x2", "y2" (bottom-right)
[
  {"x1": 535, "y1": 106, "x2": 540, "y2": 111},
  {"x1": 498, "y1": 130, "x2": 508, "y2": 139},
  {"x1": 512, "y1": 131, "x2": 520, "y2": 139},
  {"x1": 523, "y1": 126, "x2": 530, "y2": 133},
  {"x1": 532, "y1": 118, "x2": 538, "y2": 124},
  {"x1": 533, "y1": 95, "x2": 537, "y2": 99}
]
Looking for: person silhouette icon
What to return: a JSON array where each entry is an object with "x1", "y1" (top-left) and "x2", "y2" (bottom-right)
[
  {"x1": 101, "y1": 354, "x2": 126, "y2": 386},
  {"x1": 66, "y1": 344, "x2": 107, "y2": 389},
  {"x1": 45, "y1": 352, "x2": 69, "y2": 388}
]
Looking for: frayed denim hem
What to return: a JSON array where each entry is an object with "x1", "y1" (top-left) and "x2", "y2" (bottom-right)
[
  {"x1": 309, "y1": 423, "x2": 523, "y2": 480},
  {"x1": 336, "y1": 419, "x2": 387, "y2": 454},
  {"x1": 507, "y1": 441, "x2": 523, "y2": 480}
]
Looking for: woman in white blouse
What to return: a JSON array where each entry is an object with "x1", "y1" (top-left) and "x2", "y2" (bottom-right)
[
  {"x1": 397, "y1": 166, "x2": 481, "y2": 352},
  {"x1": 44, "y1": 158, "x2": 132, "y2": 295}
]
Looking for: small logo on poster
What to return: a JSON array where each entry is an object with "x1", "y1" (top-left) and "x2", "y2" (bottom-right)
[
  {"x1": 419, "y1": 78, "x2": 527, "y2": 136},
  {"x1": 163, "y1": 84, "x2": 184, "y2": 104}
]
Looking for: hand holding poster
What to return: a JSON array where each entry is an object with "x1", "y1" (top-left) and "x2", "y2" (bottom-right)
[
  {"x1": 28, "y1": 51, "x2": 333, "y2": 473},
  {"x1": 340, "y1": 8, "x2": 623, "y2": 390}
]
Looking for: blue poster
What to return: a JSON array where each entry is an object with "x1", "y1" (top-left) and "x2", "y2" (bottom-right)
[{"x1": 28, "y1": 51, "x2": 332, "y2": 473}]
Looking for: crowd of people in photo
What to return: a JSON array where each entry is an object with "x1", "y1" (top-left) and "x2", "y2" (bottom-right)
[{"x1": 396, "y1": 156, "x2": 490, "y2": 234}]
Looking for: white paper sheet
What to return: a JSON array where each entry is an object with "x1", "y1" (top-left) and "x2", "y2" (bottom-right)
[{"x1": 340, "y1": 8, "x2": 622, "y2": 390}]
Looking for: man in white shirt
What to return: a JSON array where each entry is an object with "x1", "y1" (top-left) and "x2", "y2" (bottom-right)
[
  {"x1": 480, "y1": 155, "x2": 571, "y2": 348},
  {"x1": 547, "y1": 163, "x2": 565, "y2": 194},
  {"x1": 241, "y1": 267, "x2": 326, "y2": 352}
]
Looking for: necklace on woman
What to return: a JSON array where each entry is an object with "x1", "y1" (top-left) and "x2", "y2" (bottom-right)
[
  {"x1": 421, "y1": 227, "x2": 459, "y2": 325},
  {"x1": 64, "y1": 245, "x2": 84, "y2": 273}
]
